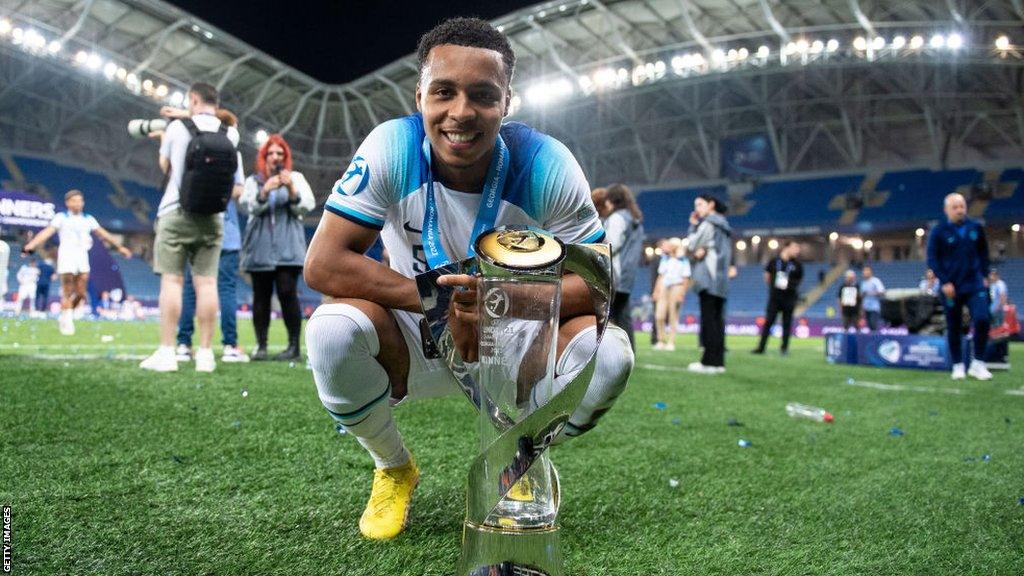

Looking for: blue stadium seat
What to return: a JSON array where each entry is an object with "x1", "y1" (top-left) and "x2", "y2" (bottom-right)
[{"x1": 13, "y1": 156, "x2": 145, "y2": 231}]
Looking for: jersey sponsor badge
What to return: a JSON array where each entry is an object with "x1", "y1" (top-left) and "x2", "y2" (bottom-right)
[{"x1": 335, "y1": 155, "x2": 369, "y2": 196}]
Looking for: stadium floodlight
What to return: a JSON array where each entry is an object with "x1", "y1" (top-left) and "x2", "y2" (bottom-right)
[
  {"x1": 125, "y1": 73, "x2": 139, "y2": 88},
  {"x1": 47, "y1": 40, "x2": 61, "y2": 53},
  {"x1": 751, "y1": 235, "x2": 761, "y2": 245},
  {"x1": 11, "y1": 27, "x2": 23, "y2": 45},
  {"x1": 850, "y1": 238, "x2": 864, "y2": 250},
  {"x1": 784, "y1": 42, "x2": 797, "y2": 55},
  {"x1": 116, "y1": 67, "x2": 127, "y2": 80},
  {"x1": 826, "y1": 39, "x2": 839, "y2": 52},
  {"x1": 757, "y1": 45, "x2": 770, "y2": 58},
  {"x1": 796, "y1": 39, "x2": 810, "y2": 53},
  {"x1": 829, "y1": 232, "x2": 839, "y2": 242},
  {"x1": 74, "y1": 50, "x2": 88, "y2": 64},
  {"x1": 810, "y1": 40, "x2": 824, "y2": 54},
  {"x1": 644, "y1": 246, "x2": 655, "y2": 258},
  {"x1": 0, "y1": 18, "x2": 11, "y2": 35},
  {"x1": 169, "y1": 91, "x2": 185, "y2": 106},
  {"x1": 891, "y1": 36, "x2": 907, "y2": 50},
  {"x1": 910, "y1": 35, "x2": 925, "y2": 49},
  {"x1": 930, "y1": 34, "x2": 946, "y2": 49},
  {"x1": 86, "y1": 52, "x2": 102, "y2": 70},
  {"x1": 947, "y1": 33, "x2": 963, "y2": 49},
  {"x1": 142, "y1": 79, "x2": 154, "y2": 92},
  {"x1": 560, "y1": 4, "x2": 567, "y2": 11},
  {"x1": 23, "y1": 29, "x2": 46, "y2": 50},
  {"x1": 853, "y1": 37, "x2": 867, "y2": 51},
  {"x1": 871, "y1": 36, "x2": 885, "y2": 50},
  {"x1": 915, "y1": 227, "x2": 925, "y2": 238},
  {"x1": 155, "y1": 84, "x2": 168, "y2": 98},
  {"x1": 255, "y1": 129, "x2": 269, "y2": 146},
  {"x1": 767, "y1": 238, "x2": 780, "y2": 250},
  {"x1": 507, "y1": 94, "x2": 522, "y2": 115},
  {"x1": 712, "y1": 49, "x2": 726, "y2": 63},
  {"x1": 103, "y1": 62, "x2": 117, "y2": 79},
  {"x1": 1012, "y1": 223, "x2": 1020, "y2": 232},
  {"x1": 863, "y1": 240, "x2": 874, "y2": 250},
  {"x1": 995, "y1": 35, "x2": 1011, "y2": 50},
  {"x1": 736, "y1": 240, "x2": 747, "y2": 251},
  {"x1": 737, "y1": 47, "x2": 749, "y2": 60}
]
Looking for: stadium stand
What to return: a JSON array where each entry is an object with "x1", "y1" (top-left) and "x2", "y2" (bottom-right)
[
  {"x1": 12, "y1": 155, "x2": 146, "y2": 232},
  {"x1": 639, "y1": 168, "x2": 1021, "y2": 237}
]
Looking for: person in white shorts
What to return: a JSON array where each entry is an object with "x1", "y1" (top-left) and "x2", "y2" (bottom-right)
[
  {"x1": 14, "y1": 258, "x2": 41, "y2": 315},
  {"x1": 303, "y1": 17, "x2": 634, "y2": 542},
  {"x1": 653, "y1": 237, "x2": 690, "y2": 351},
  {"x1": 22, "y1": 189, "x2": 132, "y2": 335}
]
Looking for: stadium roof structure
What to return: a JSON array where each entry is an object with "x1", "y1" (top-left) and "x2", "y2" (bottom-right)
[{"x1": 2, "y1": 0, "x2": 1023, "y2": 193}]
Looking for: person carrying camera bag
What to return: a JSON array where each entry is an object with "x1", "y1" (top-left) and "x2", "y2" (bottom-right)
[{"x1": 140, "y1": 82, "x2": 244, "y2": 373}]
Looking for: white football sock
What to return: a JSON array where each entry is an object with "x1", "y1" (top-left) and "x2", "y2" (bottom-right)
[
  {"x1": 307, "y1": 304, "x2": 409, "y2": 469},
  {"x1": 532, "y1": 324, "x2": 634, "y2": 442}
]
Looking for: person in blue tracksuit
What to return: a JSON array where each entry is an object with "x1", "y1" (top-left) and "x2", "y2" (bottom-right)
[{"x1": 926, "y1": 192, "x2": 992, "y2": 381}]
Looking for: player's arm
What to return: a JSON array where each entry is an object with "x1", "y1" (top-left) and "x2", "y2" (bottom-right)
[
  {"x1": 21, "y1": 226, "x2": 56, "y2": 254},
  {"x1": 93, "y1": 226, "x2": 132, "y2": 258},
  {"x1": 304, "y1": 215, "x2": 421, "y2": 313}
]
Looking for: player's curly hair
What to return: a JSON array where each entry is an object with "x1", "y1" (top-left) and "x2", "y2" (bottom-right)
[{"x1": 416, "y1": 17, "x2": 516, "y2": 84}]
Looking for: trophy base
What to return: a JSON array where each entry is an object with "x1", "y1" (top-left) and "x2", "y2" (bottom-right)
[{"x1": 457, "y1": 521, "x2": 563, "y2": 576}]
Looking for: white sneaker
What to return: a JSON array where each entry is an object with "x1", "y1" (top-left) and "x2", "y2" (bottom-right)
[
  {"x1": 195, "y1": 348, "x2": 216, "y2": 373},
  {"x1": 175, "y1": 344, "x2": 193, "y2": 362},
  {"x1": 665, "y1": 342, "x2": 676, "y2": 351},
  {"x1": 951, "y1": 363, "x2": 966, "y2": 380},
  {"x1": 967, "y1": 360, "x2": 992, "y2": 381},
  {"x1": 653, "y1": 342, "x2": 666, "y2": 351},
  {"x1": 221, "y1": 345, "x2": 250, "y2": 363},
  {"x1": 687, "y1": 362, "x2": 719, "y2": 374},
  {"x1": 58, "y1": 311, "x2": 75, "y2": 336},
  {"x1": 140, "y1": 347, "x2": 178, "y2": 372}
]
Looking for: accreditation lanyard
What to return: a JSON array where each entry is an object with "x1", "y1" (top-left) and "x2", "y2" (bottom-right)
[{"x1": 420, "y1": 134, "x2": 509, "y2": 270}]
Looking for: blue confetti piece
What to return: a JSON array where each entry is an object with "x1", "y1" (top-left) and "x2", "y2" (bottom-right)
[
  {"x1": 889, "y1": 427, "x2": 905, "y2": 437},
  {"x1": 847, "y1": 377, "x2": 855, "y2": 385},
  {"x1": 671, "y1": 418, "x2": 682, "y2": 426},
  {"x1": 335, "y1": 424, "x2": 347, "y2": 435},
  {"x1": 982, "y1": 454, "x2": 991, "y2": 462},
  {"x1": 737, "y1": 439, "x2": 752, "y2": 448},
  {"x1": 654, "y1": 402, "x2": 667, "y2": 410},
  {"x1": 1018, "y1": 497, "x2": 1024, "y2": 506}
]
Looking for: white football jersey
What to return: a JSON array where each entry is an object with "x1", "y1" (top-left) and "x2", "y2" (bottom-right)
[{"x1": 326, "y1": 114, "x2": 605, "y2": 278}]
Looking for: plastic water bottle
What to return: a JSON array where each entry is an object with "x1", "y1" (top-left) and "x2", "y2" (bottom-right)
[{"x1": 786, "y1": 402, "x2": 834, "y2": 423}]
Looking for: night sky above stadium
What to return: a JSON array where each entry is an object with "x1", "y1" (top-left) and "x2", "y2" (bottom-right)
[{"x1": 167, "y1": 0, "x2": 537, "y2": 84}]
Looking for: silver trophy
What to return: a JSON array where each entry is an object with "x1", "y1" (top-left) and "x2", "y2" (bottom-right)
[{"x1": 416, "y1": 225, "x2": 612, "y2": 576}]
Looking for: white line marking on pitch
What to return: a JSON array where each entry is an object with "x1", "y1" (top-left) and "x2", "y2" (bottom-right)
[
  {"x1": 637, "y1": 363, "x2": 691, "y2": 373},
  {"x1": 843, "y1": 379, "x2": 965, "y2": 395},
  {"x1": 0, "y1": 344, "x2": 152, "y2": 350},
  {"x1": 28, "y1": 353, "x2": 149, "y2": 361}
]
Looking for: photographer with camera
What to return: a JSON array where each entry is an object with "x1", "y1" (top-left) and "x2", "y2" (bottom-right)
[
  {"x1": 240, "y1": 134, "x2": 315, "y2": 361},
  {"x1": 139, "y1": 82, "x2": 245, "y2": 373}
]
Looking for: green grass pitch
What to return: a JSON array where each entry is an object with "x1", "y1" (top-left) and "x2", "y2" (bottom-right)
[{"x1": 1, "y1": 318, "x2": 1022, "y2": 575}]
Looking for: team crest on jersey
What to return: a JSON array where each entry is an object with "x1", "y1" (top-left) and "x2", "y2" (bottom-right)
[{"x1": 335, "y1": 156, "x2": 369, "y2": 196}]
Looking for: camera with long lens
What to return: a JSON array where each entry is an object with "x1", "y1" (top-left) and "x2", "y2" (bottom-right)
[{"x1": 127, "y1": 118, "x2": 168, "y2": 139}]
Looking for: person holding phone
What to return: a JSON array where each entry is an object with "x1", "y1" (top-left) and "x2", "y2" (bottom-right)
[{"x1": 240, "y1": 134, "x2": 316, "y2": 361}]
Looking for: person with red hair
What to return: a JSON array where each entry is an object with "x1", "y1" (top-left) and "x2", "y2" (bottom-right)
[{"x1": 240, "y1": 134, "x2": 315, "y2": 360}]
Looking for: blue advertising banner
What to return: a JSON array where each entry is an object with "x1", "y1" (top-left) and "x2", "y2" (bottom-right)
[
  {"x1": 0, "y1": 189, "x2": 56, "y2": 229},
  {"x1": 826, "y1": 333, "x2": 970, "y2": 370}
]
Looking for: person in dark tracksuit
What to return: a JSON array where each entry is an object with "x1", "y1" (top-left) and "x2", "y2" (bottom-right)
[
  {"x1": 753, "y1": 241, "x2": 803, "y2": 355},
  {"x1": 926, "y1": 192, "x2": 992, "y2": 381}
]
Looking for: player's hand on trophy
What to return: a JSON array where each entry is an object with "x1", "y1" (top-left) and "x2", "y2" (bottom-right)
[
  {"x1": 118, "y1": 246, "x2": 133, "y2": 259},
  {"x1": 438, "y1": 274, "x2": 480, "y2": 363},
  {"x1": 941, "y1": 282, "x2": 956, "y2": 299}
]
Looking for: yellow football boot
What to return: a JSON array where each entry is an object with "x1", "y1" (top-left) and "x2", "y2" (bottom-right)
[{"x1": 359, "y1": 457, "x2": 420, "y2": 540}]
